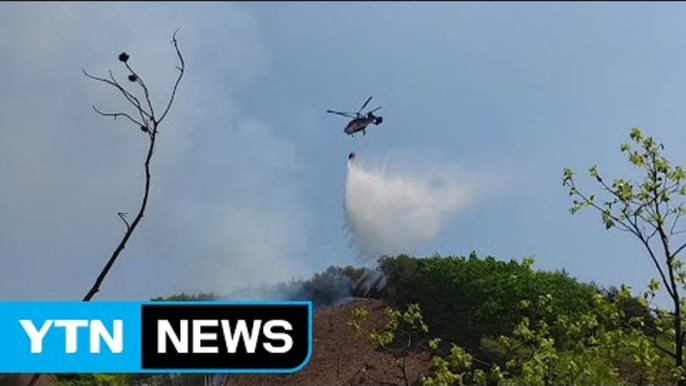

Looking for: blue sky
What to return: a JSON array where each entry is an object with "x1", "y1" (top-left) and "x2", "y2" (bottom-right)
[{"x1": 3, "y1": 2, "x2": 686, "y2": 300}]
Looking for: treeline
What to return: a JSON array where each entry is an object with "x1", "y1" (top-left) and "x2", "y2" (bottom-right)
[
  {"x1": 149, "y1": 252, "x2": 654, "y2": 357},
  {"x1": 213, "y1": 252, "x2": 652, "y2": 350},
  {"x1": 373, "y1": 253, "x2": 653, "y2": 350},
  {"x1": 153, "y1": 252, "x2": 654, "y2": 350},
  {"x1": 149, "y1": 265, "x2": 373, "y2": 309}
]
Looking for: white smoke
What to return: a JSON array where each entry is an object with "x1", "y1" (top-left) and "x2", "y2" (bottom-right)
[{"x1": 343, "y1": 153, "x2": 480, "y2": 262}]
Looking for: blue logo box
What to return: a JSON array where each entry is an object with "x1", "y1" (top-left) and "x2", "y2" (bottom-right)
[{"x1": 0, "y1": 301, "x2": 312, "y2": 373}]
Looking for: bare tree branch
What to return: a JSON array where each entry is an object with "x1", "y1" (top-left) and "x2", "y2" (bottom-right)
[
  {"x1": 124, "y1": 63, "x2": 156, "y2": 121},
  {"x1": 652, "y1": 335, "x2": 678, "y2": 359},
  {"x1": 92, "y1": 105, "x2": 145, "y2": 127},
  {"x1": 26, "y1": 30, "x2": 185, "y2": 386},
  {"x1": 82, "y1": 69, "x2": 149, "y2": 119},
  {"x1": 159, "y1": 29, "x2": 185, "y2": 124},
  {"x1": 117, "y1": 212, "x2": 131, "y2": 230}
]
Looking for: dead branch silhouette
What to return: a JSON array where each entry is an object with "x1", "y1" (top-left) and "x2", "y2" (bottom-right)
[{"x1": 26, "y1": 29, "x2": 185, "y2": 386}]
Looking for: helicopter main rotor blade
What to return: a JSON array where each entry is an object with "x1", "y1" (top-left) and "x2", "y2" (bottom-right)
[
  {"x1": 368, "y1": 106, "x2": 382, "y2": 113},
  {"x1": 357, "y1": 96, "x2": 373, "y2": 114},
  {"x1": 327, "y1": 110, "x2": 357, "y2": 118}
]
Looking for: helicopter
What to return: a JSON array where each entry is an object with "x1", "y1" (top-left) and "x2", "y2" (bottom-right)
[{"x1": 327, "y1": 96, "x2": 383, "y2": 137}]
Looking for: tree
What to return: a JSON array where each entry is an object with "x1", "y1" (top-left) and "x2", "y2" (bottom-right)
[
  {"x1": 422, "y1": 288, "x2": 676, "y2": 386},
  {"x1": 350, "y1": 289, "x2": 675, "y2": 385},
  {"x1": 26, "y1": 30, "x2": 185, "y2": 386},
  {"x1": 563, "y1": 128, "x2": 686, "y2": 385},
  {"x1": 376, "y1": 254, "x2": 600, "y2": 351},
  {"x1": 349, "y1": 303, "x2": 430, "y2": 386}
]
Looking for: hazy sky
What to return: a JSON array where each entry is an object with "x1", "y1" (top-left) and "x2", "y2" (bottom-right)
[{"x1": 4, "y1": 2, "x2": 686, "y2": 300}]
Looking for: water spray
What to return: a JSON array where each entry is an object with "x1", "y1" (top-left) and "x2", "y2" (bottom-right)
[{"x1": 342, "y1": 151, "x2": 477, "y2": 267}]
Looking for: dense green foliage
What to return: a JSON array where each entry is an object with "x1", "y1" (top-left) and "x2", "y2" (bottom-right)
[
  {"x1": 352, "y1": 288, "x2": 675, "y2": 386},
  {"x1": 376, "y1": 253, "x2": 601, "y2": 350}
]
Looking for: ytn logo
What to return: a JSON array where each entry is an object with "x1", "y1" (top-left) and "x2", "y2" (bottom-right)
[{"x1": 20, "y1": 319, "x2": 123, "y2": 354}]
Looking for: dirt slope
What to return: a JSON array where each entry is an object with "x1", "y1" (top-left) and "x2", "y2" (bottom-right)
[
  {"x1": 3, "y1": 374, "x2": 56, "y2": 386},
  {"x1": 225, "y1": 298, "x2": 433, "y2": 386}
]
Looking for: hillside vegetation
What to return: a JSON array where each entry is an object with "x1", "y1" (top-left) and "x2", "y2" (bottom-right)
[{"x1": 38, "y1": 252, "x2": 664, "y2": 386}]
